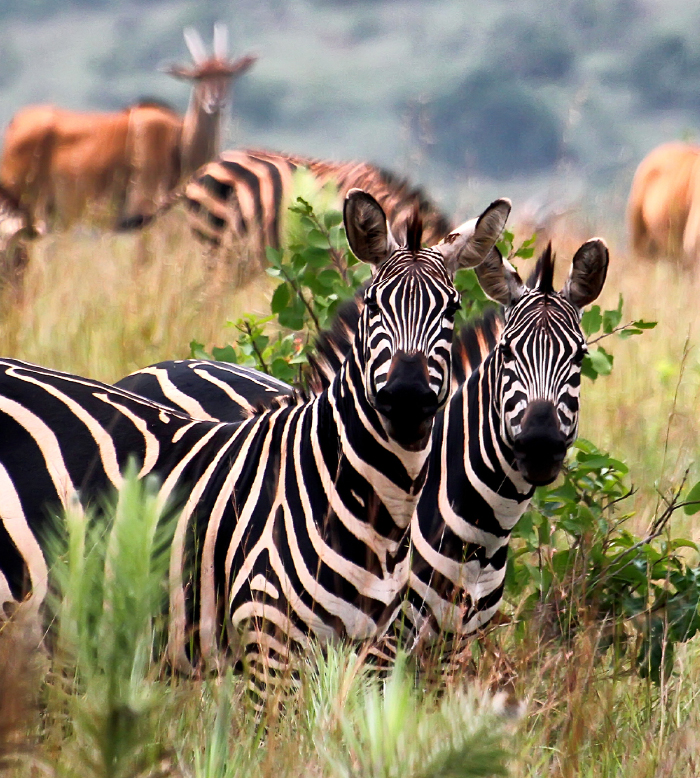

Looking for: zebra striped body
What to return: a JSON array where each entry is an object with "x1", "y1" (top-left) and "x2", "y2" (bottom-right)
[
  {"x1": 184, "y1": 148, "x2": 451, "y2": 253},
  {"x1": 115, "y1": 359, "x2": 295, "y2": 422},
  {"x1": 0, "y1": 191, "x2": 510, "y2": 698},
  {"x1": 118, "y1": 239, "x2": 609, "y2": 655}
]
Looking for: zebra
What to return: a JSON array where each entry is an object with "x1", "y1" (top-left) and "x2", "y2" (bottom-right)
[
  {"x1": 0, "y1": 190, "x2": 510, "y2": 702},
  {"x1": 117, "y1": 237, "x2": 609, "y2": 658},
  {"x1": 183, "y1": 148, "x2": 451, "y2": 255}
]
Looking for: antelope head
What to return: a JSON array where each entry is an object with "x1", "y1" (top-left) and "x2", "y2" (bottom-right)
[
  {"x1": 164, "y1": 24, "x2": 258, "y2": 175},
  {"x1": 165, "y1": 23, "x2": 257, "y2": 115}
]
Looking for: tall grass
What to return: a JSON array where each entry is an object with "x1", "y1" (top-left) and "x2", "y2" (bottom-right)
[
  {"x1": 0, "y1": 210, "x2": 274, "y2": 382},
  {"x1": 3, "y1": 473, "x2": 700, "y2": 776}
]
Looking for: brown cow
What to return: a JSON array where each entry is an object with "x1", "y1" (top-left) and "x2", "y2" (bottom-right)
[
  {"x1": 628, "y1": 142, "x2": 700, "y2": 265},
  {"x1": 0, "y1": 24, "x2": 256, "y2": 233}
]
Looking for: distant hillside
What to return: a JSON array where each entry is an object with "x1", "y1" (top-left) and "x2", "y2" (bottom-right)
[{"x1": 1, "y1": 0, "x2": 699, "y2": 235}]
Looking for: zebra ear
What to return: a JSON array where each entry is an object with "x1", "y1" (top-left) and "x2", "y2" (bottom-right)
[
  {"x1": 561, "y1": 238, "x2": 609, "y2": 310},
  {"x1": 344, "y1": 189, "x2": 399, "y2": 266},
  {"x1": 436, "y1": 198, "x2": 511, "y2": 272},
  {"x1": 474, "y1": 247, "x2": 527, "y2": 305}
]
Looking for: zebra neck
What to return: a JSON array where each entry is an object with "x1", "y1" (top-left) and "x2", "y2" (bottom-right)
[
  {"x1": 407, "y1": 356, "x2": 536, "y2": 638},
  {"x1": 324, "y1": 354, "x2": 432, "y2": 532},
  {"x1": 413, "y1": 355, "x2": 535, "y2": 569}
]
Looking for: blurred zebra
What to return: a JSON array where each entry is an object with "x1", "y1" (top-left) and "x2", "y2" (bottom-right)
[
  {"x1": 184, "y1": 148, "x2": 451, "y2": 255},
  {"x1": 0, "y1": 191, "x2": 509, "y2": 704},
  {"x1": 118, "y1": 237, "x2": 609, "y2": 658}
]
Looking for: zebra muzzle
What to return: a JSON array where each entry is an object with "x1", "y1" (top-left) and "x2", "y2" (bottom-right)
[
  {"x1": 512, "y1": 400, "x2": 567, "y2": 486},
  {"x1": 373, "y1": 352, "x2": 439, "y2": 450}
]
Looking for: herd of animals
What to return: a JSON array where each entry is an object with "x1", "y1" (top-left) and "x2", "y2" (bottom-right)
[{"x1": 0, "y1": 25, "x2": 691, "y2": 709}]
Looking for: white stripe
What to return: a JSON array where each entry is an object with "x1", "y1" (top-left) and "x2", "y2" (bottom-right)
[{"x1": 0, "y1": 462, "x2": 49, "y2": 618}]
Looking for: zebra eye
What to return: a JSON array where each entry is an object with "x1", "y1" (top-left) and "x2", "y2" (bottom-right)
[
  {"x1": 573, "y1": 344, "x2": 588, "y2": 364},
  {"x1": 364, "y1": 296, "x2": 380, "y2": 315},
  {"x1": 445, "y1": 299, "x2": 461, "y2": 316},
  {"x1": 500, "y1": 342, "x2": 513, "y2": 361}
]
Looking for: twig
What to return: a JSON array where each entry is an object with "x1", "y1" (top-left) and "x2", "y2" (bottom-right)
[
  {"x1": 586, "y1": 321, "x2": 643, "y2": 345},
  {"x1": 590, "y1": 477, "x2": 689, "y2": 589},
  {"x1": 240, "y1": 321, "x2": 269, "y2": 374},
  {"x1": 657, "y1": 331, "x2": 692, "y2": 516},
  {"x1": 279, "y1": 268, "x2": 322, "y2": 332}
]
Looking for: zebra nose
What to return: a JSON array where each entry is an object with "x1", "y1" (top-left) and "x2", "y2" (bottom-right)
[
  {"x1": 512, "y1": 400, "x2": 567, "y2": 486},
  {"x1": 374, "y1": 352, "x2": 439, "y2": 450}
]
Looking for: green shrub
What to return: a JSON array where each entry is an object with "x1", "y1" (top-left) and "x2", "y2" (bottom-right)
[{"x1": 507, "y1": 439, "x2": 700, "y2": 684}]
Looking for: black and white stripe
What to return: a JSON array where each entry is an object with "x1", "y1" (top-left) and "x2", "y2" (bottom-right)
[
  {"x1": 0, "y1": 191, "x2": 509, "y2": 700},
  {"x1": 119, "y1": 238, "x2": 609, "y2": 657},
  {"x1": 184, "y1": 148, "x2": 451, "y2": 254}
]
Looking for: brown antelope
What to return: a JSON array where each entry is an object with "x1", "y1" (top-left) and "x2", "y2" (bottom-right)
[
  {"x1": 0, "y1": 24, "x2": 256, "y2": 234},
  {"x1": 628, "y1": 142, "x2": 700, "y2": 265}
]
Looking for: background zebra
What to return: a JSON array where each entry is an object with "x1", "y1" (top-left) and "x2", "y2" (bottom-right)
[
  {"x1": 118, "y1": 237, "x2": 609, "y2": 660},
  {"x1": 0, "y1": 190, "x2": 509, "y2": 704},
  {"x1": 183, "y1": 148, "x2": 452, "y2": 256}
]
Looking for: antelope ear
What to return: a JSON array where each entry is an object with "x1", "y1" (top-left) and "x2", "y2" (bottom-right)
[
  {"x1": 343, "y1": 189, "x2": 399, "y2": 266},
  {"x1": 474, "y1": 247, "x2": 526, "y2": 305},
  {"x1": 229, "y1": 54, "x2": 258, "y2": 77},
  {"x1": 561, "y1": 238, "x2": 609, "y2": 309},
  {"x1": 162, "y1": 64, "x2": 194, "y2": 80},
  {"x1": 436, "y1": 198, "x2": 511, "y2": 272}
]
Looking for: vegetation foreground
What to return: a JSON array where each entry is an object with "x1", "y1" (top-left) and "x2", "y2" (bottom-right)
[{"x1": 2, "y1": 207, "x2": 700, "y2": 776}]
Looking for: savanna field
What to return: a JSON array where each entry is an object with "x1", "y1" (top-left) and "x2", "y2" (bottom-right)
[{"x1": 1, "y1": 197, "x2": 700, "y2": 778}]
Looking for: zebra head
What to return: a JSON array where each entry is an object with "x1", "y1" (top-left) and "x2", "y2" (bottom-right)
[
  {"x1": 344, "y1": 189, "x2": 511, "y2": 450},
  {"x1": 475, "y1": 239, "x2": 609, "y2": 485}
]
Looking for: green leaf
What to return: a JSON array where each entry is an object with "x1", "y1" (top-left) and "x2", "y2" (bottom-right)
[
  {"x1": 277, "y1": 297, "x2": 306, "y2": 331},
  {"x1": 307, "y1": 229, "x2": 330, "y2": 249},
  {"x1": 496, "y1": 229, "x2": 514, "y2": 258},
  {"x1": 632, "y1": 319, "x2": 657, "y2": 330},
  {"x1": 316, "y1": 268, "x2": 342, "y2": 289},
  {"x1": 189, "y1": 339, "x2": 211, "y2": 360},
  {"x1": 513, "y1": 234, "x2": 537, "y2": 259},
  {"x1": 581, "y1": 353, "x2": 599, "y2": 381},
  {"x1": 581, "y1": 305, "x2": 602, "y2": 337},
  {"x1": 683, "y1": 480, "x2": 700, "y2": 515},
  {"x1": 323, "y1": 210, "x2": 343, "y2": 229},
  {"x1": 270, "y1": 357, "x2": 296, "y2": 383},
  {"x1": 587, "y1": 346, "x2": 613, "y2": 376},
  {"x1": 270, "y1": 283, "x2": 291, "y2": 314},
  {"x1": 211, "y1": 344, "x2": 238, "y2": 363},
  {"x1": 300, "y1": 246, "x2": 331, "y2": 268},
  {"x1": 602, "y1": 295, "x2": 623, "y2": 333},
  {"x1": 454, "y1": 268, "x2": 479, "y2": 292},
  {"x1": 265, "y1": 246, "x2": 283, "y2": 266}
]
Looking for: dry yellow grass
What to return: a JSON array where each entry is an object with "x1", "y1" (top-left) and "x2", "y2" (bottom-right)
[{"x1": 0, "y1": 209, "x2": 274, "y2": 383}]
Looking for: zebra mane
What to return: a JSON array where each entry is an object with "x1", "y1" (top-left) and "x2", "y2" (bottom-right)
[
  {"x1": 305, "y1": 296, "x2": 363, "y2": 393},
  {"x1": 451, "y1": 307, "x2": 503, "y2": 385},
  {"x1": 527, "y1": 243, "x2": 555, "y2": 293},
  {"x1": 304, "y1": 294, "x2": 504, "y2": 391},
  {"x1": 246, "y1": 387, "x2": 308, "y2": 417},
  {"x1": 374, "y1": 165, "x2": 452, "y2": 239},
  {"x1": 405, "y1": 204, "x2": 423, "y2": 252}
]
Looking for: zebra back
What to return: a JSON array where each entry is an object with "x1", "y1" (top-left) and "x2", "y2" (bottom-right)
[
  {"x1": 184, "y1": 148, "x2": 451, "y2": 253},
  {"x1": 115, "y1": 305, "x2": 504, "y2": 422}
]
